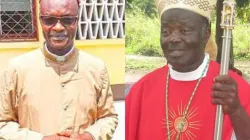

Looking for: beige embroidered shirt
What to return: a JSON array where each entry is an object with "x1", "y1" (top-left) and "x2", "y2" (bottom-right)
[{"x1": 0, "y1": 47, "x2": 118, "y2": 140}]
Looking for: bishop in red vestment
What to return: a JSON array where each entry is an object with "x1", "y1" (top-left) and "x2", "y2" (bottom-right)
[{"x1": 126, "y1": 0, "x2": 250, "y2": 140}]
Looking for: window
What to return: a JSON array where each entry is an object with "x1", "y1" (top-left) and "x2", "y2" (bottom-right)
[
  {"x1": 77, "y1": 0, "x2": 125, "y2": 40},
  {"x1": 0, "y1": 0, "x2": 38, "y2": 42}
]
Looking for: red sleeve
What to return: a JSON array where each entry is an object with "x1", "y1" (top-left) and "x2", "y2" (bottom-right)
[{"x1": 125, "y1": 81, "x2": 144, "y2": 140}]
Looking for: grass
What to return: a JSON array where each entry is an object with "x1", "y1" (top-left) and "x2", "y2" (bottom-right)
[{"x1": 126, "y1": 55, "x2": 166, "y2": 72}]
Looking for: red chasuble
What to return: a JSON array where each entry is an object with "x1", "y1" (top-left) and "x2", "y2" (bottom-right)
[{"x1": 126, "y1": 61, "x2": 250, "y2": 140}]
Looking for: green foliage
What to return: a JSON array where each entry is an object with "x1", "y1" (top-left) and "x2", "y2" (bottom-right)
[
  {"x1": 126, "y1": 1, "x2": 250, "y2": 60},
  {"x1": 126, "y1": 10, "x2": 250, "y2": 60},
  {"x1": 126, "y1": 9, "x2": 163, "y2": 57},
  {"x1": 126, "y1": 0, "x2": 158, "y2": 18},
  {"x1": 233, "y1": 19, "x2": 250, "y2": 60},
  {"x1": 237, "y1": 2, "x2": 250, "y2": 23}
]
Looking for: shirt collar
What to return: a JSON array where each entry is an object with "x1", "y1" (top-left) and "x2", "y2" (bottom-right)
[
  {"x1": 42, "y1": 43, "x2": 79, "y2": 72},
  {"x1": 168, "y1": 53, "x2": 210, "y2": 81},
  {"x1": 43, "y1": 43, "x2": 76, "y2": 62}
]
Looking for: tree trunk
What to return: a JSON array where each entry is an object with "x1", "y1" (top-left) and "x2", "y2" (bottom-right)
[{"x1": 216, "y1": 0, "x2": 234, "y2": 68}]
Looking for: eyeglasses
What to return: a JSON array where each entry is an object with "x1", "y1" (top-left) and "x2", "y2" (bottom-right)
[{"x1": 40, "y1": 15, "x2": 78, "y2": 26}]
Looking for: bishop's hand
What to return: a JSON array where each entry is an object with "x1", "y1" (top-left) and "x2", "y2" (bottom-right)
[{"x1": 211, "y1": 75, "x2": 242, "y2": 115}]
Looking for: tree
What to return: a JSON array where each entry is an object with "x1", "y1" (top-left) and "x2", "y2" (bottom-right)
[{"x1": 236, "y1": 0, "x2": 249, "y2": 7}]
